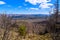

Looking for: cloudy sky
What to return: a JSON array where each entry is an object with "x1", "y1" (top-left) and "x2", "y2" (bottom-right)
[{"x1": 0, "y1": 0, "x2": 59, "y2": 14}]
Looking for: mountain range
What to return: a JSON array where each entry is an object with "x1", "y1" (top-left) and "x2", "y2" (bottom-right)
[{"x1": 10, "y1": 14, "x2": 49, "y2": 19}]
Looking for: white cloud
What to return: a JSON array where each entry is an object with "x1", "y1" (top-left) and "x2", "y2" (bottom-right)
[
  {"x1": 0, "y1": 1, "x2": 6, "y2": 5},
  {"x1": 30, "y1": 8, "x2": 39, "y2": 10},
  {"x1": 39, "y1": 2, "x2": 53, "y2": 8},
  {"x1": 25, "y1": 0, "x2": 37, "y2": 5},
  {"x1": 25, "y1": 0, "x2": 51, "y2": 5},
  {"x1": 25, "y1": 0, "x2": 53, "y2": 8}
]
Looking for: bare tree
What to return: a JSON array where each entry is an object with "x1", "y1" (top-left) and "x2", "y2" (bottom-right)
[
  {"x1": 47, "y1": 0, "x2": 59, "y2": 40},
  {"x1": 0, "y1": 14, "x2": 12, "y2": 40}
]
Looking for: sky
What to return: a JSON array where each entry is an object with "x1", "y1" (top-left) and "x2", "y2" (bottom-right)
[{"x1": 0, "y1": 0, "x2": 59, "y2": 14}]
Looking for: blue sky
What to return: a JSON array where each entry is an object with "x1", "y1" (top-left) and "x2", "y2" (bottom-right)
[{"x1": 0, "y1": 0, "x2": 59, "y2": 14}]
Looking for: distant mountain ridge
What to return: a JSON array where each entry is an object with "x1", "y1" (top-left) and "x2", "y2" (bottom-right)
[
  {"x1": 9, "y1": 14, "x2": 49, "y2": 19},
  {"x1": 0, "y1": 14, "x2": 49, "y2": 19}
]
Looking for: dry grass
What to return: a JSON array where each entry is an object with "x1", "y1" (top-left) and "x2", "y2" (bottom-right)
[
  {"x1": 0, "y1": 28, "x2": 5, "y2": 40},
  {"x1": 0, "y1": 28, "x2": 53, "y2": 40}
]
